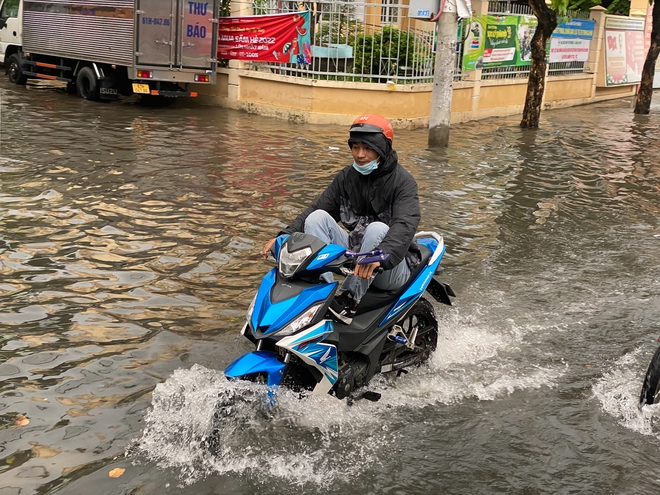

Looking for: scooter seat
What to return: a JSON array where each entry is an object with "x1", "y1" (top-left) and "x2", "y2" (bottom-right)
[{"x1": 326, "y1": 245, "x2": 433, "y2": 352}]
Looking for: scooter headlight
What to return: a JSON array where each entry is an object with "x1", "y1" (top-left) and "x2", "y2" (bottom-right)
[
  {"x1": 276, "y1": 303, "x2": 322, "y2": 337},
  {"x1": 279, "y1": 244, "x2": 312, "y2": 278}
]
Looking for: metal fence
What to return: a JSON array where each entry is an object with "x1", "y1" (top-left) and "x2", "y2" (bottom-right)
[
  {"x1": 222, "y1": 0, "x2": 591, "y2": 85},
  {"x1": 232, "y1": 0, "x2": 449, "y2": 83}
]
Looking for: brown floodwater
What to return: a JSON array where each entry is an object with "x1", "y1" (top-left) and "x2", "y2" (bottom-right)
[{"x1": 2, "y1": 80, "x2": 660, "y2": 495}]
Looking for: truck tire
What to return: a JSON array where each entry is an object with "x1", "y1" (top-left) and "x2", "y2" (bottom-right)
[
  {"x1": 76, "y1": 66, "x2": 100, "y2": 101},
  {"x1": 6, "y1": 54, "x2": 27, "y2": 85}
]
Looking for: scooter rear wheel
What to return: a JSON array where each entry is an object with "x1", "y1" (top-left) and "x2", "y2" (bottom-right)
[
  {"x1": 640, "y1": 344, "x2": 660, "y2": 407},
  {"x1": 382, "y1": 297, "x2": 438, "y2": 369},
  {"x1": 408, "y1": 297, "x2": 438, "y2": 359}
]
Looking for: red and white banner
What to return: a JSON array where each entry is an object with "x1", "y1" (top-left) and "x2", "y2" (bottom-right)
[
  {"x1": 218, "y1": 11, "x2": 311, "y2": 63},
  {"x1": 603, "y1": 16, "x2": 645, "y2": 85},
  {"x1": 549, "y1": 38, "x2": 591, "y2": 63}
]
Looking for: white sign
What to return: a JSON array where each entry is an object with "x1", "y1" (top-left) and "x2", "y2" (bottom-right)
[{"x1": 549, "y1": 38, "x2": 591, "y2": 63}]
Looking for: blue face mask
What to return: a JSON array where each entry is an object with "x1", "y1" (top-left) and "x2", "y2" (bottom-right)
[{"x1": 352, "y1": 159, "x2": 379, "y2": 175}]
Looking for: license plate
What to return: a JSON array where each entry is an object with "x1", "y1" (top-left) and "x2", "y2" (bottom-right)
[{"x1": 132, "y1": 83, "x2": 150, "y2": 94}]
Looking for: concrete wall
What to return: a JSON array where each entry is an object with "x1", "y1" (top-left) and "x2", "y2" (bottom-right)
[{"x1": 194, "y1": 4, "x2": 643, "y2": 128}]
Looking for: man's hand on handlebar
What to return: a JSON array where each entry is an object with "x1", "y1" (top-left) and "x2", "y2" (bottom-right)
[
  {"x1": 354, "y1": 261, "x2": 381, "y2": 279},
  {"x1": 262, "y1": 238, "x2": 276, "y2": 258}
]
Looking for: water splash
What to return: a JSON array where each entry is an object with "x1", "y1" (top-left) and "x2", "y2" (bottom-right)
[
  {"x1": 132, "y1": 364, "x2": 386, "y2": 487},
  {"x1": 133, "y1": 305, "x2": 567, "y2": 488},
  {"x1": 593, "y1": 349, "x2": 660, "y2": 437}
]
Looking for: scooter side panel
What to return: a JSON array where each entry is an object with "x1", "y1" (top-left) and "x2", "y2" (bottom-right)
[
  {"x1": 272, "y1": 234, "x2": 290, "y2": 260},
  {"x1": 251, "y1": 268, "x2": 277, "y2": 331},
  {"x1": 224, "y1": 350, "x2": 285, "y2": 387},
  {"x1": 379, "y1": 244, "x2": 445, "y2": 325}
]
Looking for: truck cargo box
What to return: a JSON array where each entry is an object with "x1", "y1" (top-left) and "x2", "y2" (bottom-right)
[{"x1": 22, "y1": 0, "x2": 218, "y2": 84}]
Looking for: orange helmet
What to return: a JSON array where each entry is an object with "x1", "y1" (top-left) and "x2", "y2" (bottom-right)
[{"x1": 349, "y1": 114, "x2": 394, "y2": 144}]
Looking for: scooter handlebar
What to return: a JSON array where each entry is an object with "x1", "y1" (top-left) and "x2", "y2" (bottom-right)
[{"x1": 345, "y1": 249, "x2": 390, "y2": 266}]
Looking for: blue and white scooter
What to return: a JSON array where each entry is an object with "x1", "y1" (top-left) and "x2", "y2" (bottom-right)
[{"x1": 224, "y1": 231, "x2": 455, "y2": 401}]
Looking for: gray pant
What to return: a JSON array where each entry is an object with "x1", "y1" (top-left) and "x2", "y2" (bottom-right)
[{"x1": 304, "y1": 210, "x2": 411, "y2": 302}]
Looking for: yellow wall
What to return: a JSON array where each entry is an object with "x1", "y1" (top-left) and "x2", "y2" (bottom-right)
[
  {"x1": 545, "y1": 76, "x2": 593, "y2": 101},
  {"x1": 195, "y1": 68, "x2": 636, "y2": 128},
  {"x1": 478, "y1": 82, "x2": 528, "y2": 109},
  {"x1": 450, "y1": 86, "x2": 474, "y2": 113}
]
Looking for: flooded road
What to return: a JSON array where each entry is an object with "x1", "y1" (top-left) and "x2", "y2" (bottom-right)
[{"x1": 1, "y1": 80, "x2": 660, "y2": 495}]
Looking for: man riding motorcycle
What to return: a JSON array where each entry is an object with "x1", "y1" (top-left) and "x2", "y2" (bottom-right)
[{"x1": 262, "y1": 113, "x2": 422, "y2": 324}]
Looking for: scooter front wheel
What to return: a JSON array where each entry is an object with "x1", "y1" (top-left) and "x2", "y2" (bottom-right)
[{"x1": 640, "y1": 344, "x2": 660, "y2": 407}]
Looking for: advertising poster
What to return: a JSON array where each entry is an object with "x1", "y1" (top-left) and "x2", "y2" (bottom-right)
[
  {"x1": 549, "y1": 19, "x2": 595, "y2": 63},
  {"x1": 516, "y1": 16, "x2": 537, "y2": 65},
  {"x1": 462, "y1": 17, "x2": 487, "y2": 70},
  {"x1": 462, "y1": 15, "x2": 536, "y2": 70},
  {"x1": 483, "y1": 17, "x2": 518, "y2": 67},
  {"x1": 604, "y1": 16, "x2": 645, "y2": 85},
  {"x1": 218, "y1": 11, "x2": 311, "y2": 63}
]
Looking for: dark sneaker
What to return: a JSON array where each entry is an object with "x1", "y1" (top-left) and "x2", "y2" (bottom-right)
[{"x1": 329, "y1": 291, "x2": 357, "y2": 325}]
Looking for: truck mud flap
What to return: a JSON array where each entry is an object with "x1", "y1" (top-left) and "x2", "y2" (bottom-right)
[
  {"x1": 426, "y1": 277, "x2": 456, "y2": 306},
  {"x1": 99, "y1": 78, "x2": 119, "y2": 101}
]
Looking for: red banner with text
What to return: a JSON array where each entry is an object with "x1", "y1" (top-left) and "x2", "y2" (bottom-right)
[{"x1": 218, "y1": 11, "x2": 311, "y2": 63}]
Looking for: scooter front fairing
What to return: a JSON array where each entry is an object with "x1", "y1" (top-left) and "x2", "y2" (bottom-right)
[
  {"x1": 224, "y1": 350, "x2": 286, "y2": 387},
  {"x1": 249, "y1": 267, "x2": 337, "y2": 336}
]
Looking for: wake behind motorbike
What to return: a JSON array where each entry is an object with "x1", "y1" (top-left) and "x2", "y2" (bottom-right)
[{"x1": 223, "y1": 231, "x2": 455, "y2": 402}]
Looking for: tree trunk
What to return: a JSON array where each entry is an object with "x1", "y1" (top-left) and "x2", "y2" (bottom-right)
[
  {"x1": 635, "y1": 1, "x2": 660, "y2": 114},
  {"x1": 520, "y1": 0, "x2": 557, "y2": 128}
]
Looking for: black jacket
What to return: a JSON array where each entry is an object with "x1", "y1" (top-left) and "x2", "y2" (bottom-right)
[{"x1": 282, "y1": 150, "x2": 421, "y2": 270}]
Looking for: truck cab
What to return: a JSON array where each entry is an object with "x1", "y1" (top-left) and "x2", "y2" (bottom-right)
[{"x1": 0, "y1": 0, "x2": 24, "y2": 83}]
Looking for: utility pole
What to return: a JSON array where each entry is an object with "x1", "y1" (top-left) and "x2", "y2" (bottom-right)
[{"x1": 428, "y1": 0, "x2": 458, "y2": 148}]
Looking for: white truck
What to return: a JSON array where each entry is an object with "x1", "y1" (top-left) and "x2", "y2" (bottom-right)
[{"x1": 0, "y1": 0, "x2": 219, "y2": 101}]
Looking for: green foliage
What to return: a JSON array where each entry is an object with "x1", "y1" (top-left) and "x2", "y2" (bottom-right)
[
  {"x1": 312, "y1": 4, "x2": 364, "y2": 46},
  {"x1": 219, "y1": 0, "x2": 232, "y2": 17},
  {"x1": 549, "y1": 0, "x2": 571, "y2": 16},
  {"x1": 563, "y1": 0, "x2": 630, "y2": 14},
  {"x1": 352, "y1": 25, "x2": 418, "y2": 79},
  {"x1": 603, "y1": 0, "x2": 631, "y2": 14},
  {"x1": 253, "y1": 0, "x2": 269, "y2": 15},
  {"x1": 567, "y1": 0, "x2": 600, "y2": 11},
  {"x1": 315, "y1": 16, "x2": 357, "y2": 45}
]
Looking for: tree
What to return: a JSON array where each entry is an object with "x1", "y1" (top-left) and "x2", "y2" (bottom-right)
[
  {"x1": 520, "y1": 0, "x2": 568, "y2": 128},
  {"x1": 635, "y1": 0, "x2": 660, "y2": 114},
  {"x1": 521, "y1": 0, "x2": 632, "y2": 127}
]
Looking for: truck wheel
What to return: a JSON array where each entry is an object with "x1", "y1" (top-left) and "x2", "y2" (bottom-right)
[
  {"x1": 76, "y1": 66, "x2": 100, "y2": 101},
  {"x1": 6, "y1": 54, "x2": 27, "y2": 85}
]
